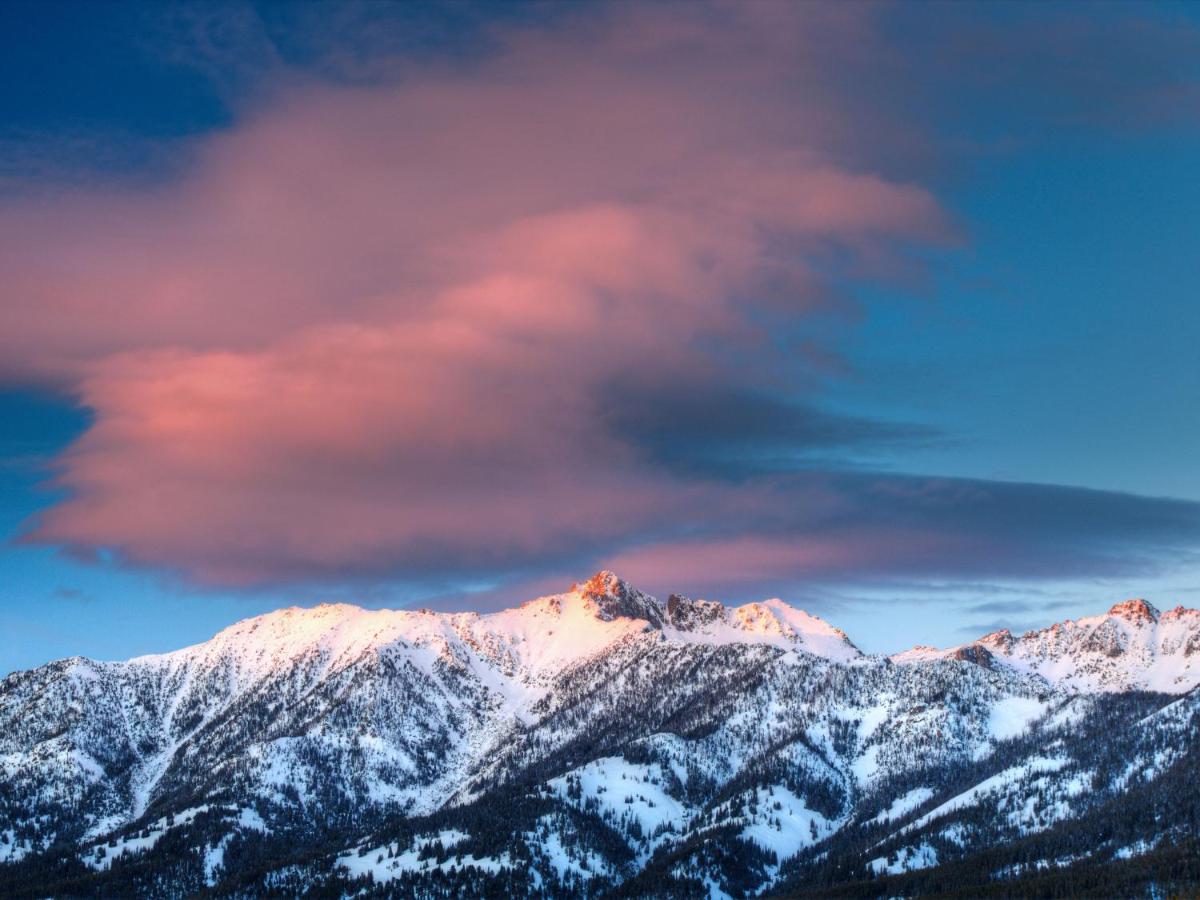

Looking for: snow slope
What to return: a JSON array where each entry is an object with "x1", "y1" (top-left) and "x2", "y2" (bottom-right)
[
  {"x1": 1, "y1": 573, "x2": 1197, "y2": 898},
  {"x1": 894, "y1": 599, "x2": 1200, "y2": 692}
]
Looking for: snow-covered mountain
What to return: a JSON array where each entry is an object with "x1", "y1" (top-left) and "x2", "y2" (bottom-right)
[
  {"x1": 1, "y1": 572, "x2": 1197, "y2": 898},
  {"x1": 893, "y1": 598, "x2": 1200, "y2": 693}
]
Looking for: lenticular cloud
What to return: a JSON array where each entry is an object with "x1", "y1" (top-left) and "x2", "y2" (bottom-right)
[
  {"x1": 11, "y1": 3, "x2": 1199, "y2": 591},
  {"x1": 0, "y1": 4, "x2": 950, "y2": 586}
]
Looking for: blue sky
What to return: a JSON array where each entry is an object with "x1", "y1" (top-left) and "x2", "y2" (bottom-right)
[
  {"x1": 841, "y1": 130, "x2": 1200, "y2": 498},
  {"x1": 2, "y1": 1, "x2": 1200, "y2": 673}
]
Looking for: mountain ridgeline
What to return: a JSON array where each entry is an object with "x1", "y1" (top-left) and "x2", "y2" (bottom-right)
[{"x1": 1, "y1": 572, "x2": 1198, "y2": 898}]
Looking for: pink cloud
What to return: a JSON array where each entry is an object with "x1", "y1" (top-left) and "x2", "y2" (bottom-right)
[
  {"x1": 5, "y1": 3, "x2": 958, "y2": 586},
  {"x1": 599, "y1": 530, "x2": 986, "y2": 595}
]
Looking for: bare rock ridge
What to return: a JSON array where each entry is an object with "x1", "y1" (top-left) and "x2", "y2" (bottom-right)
[
  {"x1": 556, "y1": 572, "x2": 1198, "y2": 691},
  {"x1": 575, "y1": 569, "x2": 666, "y2": 626},
  {"x1": 566, "y1": 569, "x2": 863, "y2": 659}
]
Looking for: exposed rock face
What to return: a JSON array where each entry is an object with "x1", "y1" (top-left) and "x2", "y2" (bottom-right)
[
  {"x1": 664, "y1": 593, "x2": 725, "y2": 630},
  {"x1": 578, "y1": 570, "x2": 665, "y2": 626},
  {"x1": 979, "y1": 629, "x2": 1015, "y2": 653},
  {"x1": 951, "y1": 644, "x2": 995, "y2": 669},
  {"x1": 1108, "y1": 598, "x2": 1160, "y2": 623}
]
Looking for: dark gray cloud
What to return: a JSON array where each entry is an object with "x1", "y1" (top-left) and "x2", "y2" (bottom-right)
[
  {"x1": 963, "y1": 597, "x2": 1079, "y2": 617},
  {"x1": 600, "y1": 379, "x2": 938, "y2": 478},
  {"x1": 52, "y1": 586, "x2": 96, "y2": 605},
  {"x1": 590, "y1": 471, "x2": 1200, "y2": 609}
]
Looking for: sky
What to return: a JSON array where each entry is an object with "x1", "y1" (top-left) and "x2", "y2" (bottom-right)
[{"x1": 3, "y1": 0, "x2": 1200, "y2": 673}]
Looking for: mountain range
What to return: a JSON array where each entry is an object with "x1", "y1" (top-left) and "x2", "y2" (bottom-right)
[{"x1": 1, "y1": 571, "x2": 1197, "y2": 898}]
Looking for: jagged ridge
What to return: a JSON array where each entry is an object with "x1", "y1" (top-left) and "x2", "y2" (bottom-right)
[{"x1": 894, "y1": 597, "x2": 1200, "y2": 692}]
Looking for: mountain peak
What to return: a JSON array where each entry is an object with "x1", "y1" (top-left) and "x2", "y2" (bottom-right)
[
  {"x1": 946, "y1": 597, "x2": 1200, "y2": 692},
  {"x1": 578, "y1": 570, "x2": 630, "y2": 600},
  {"x1": 571, "y1": 570, "x2": 665, "y2": 626},
  {"x1": 978, "y1": 628, "x2": 1014, "y2": 647},
  {"x1": 1162, "y1": 604, "x2": 1200, "y2": 622},
  {"x1": 564, "y1": 575, "x2": 861, "y2": 660},
  {"x1": 1108, "y1": 598, "x2": 1160, "y2": 623}
]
